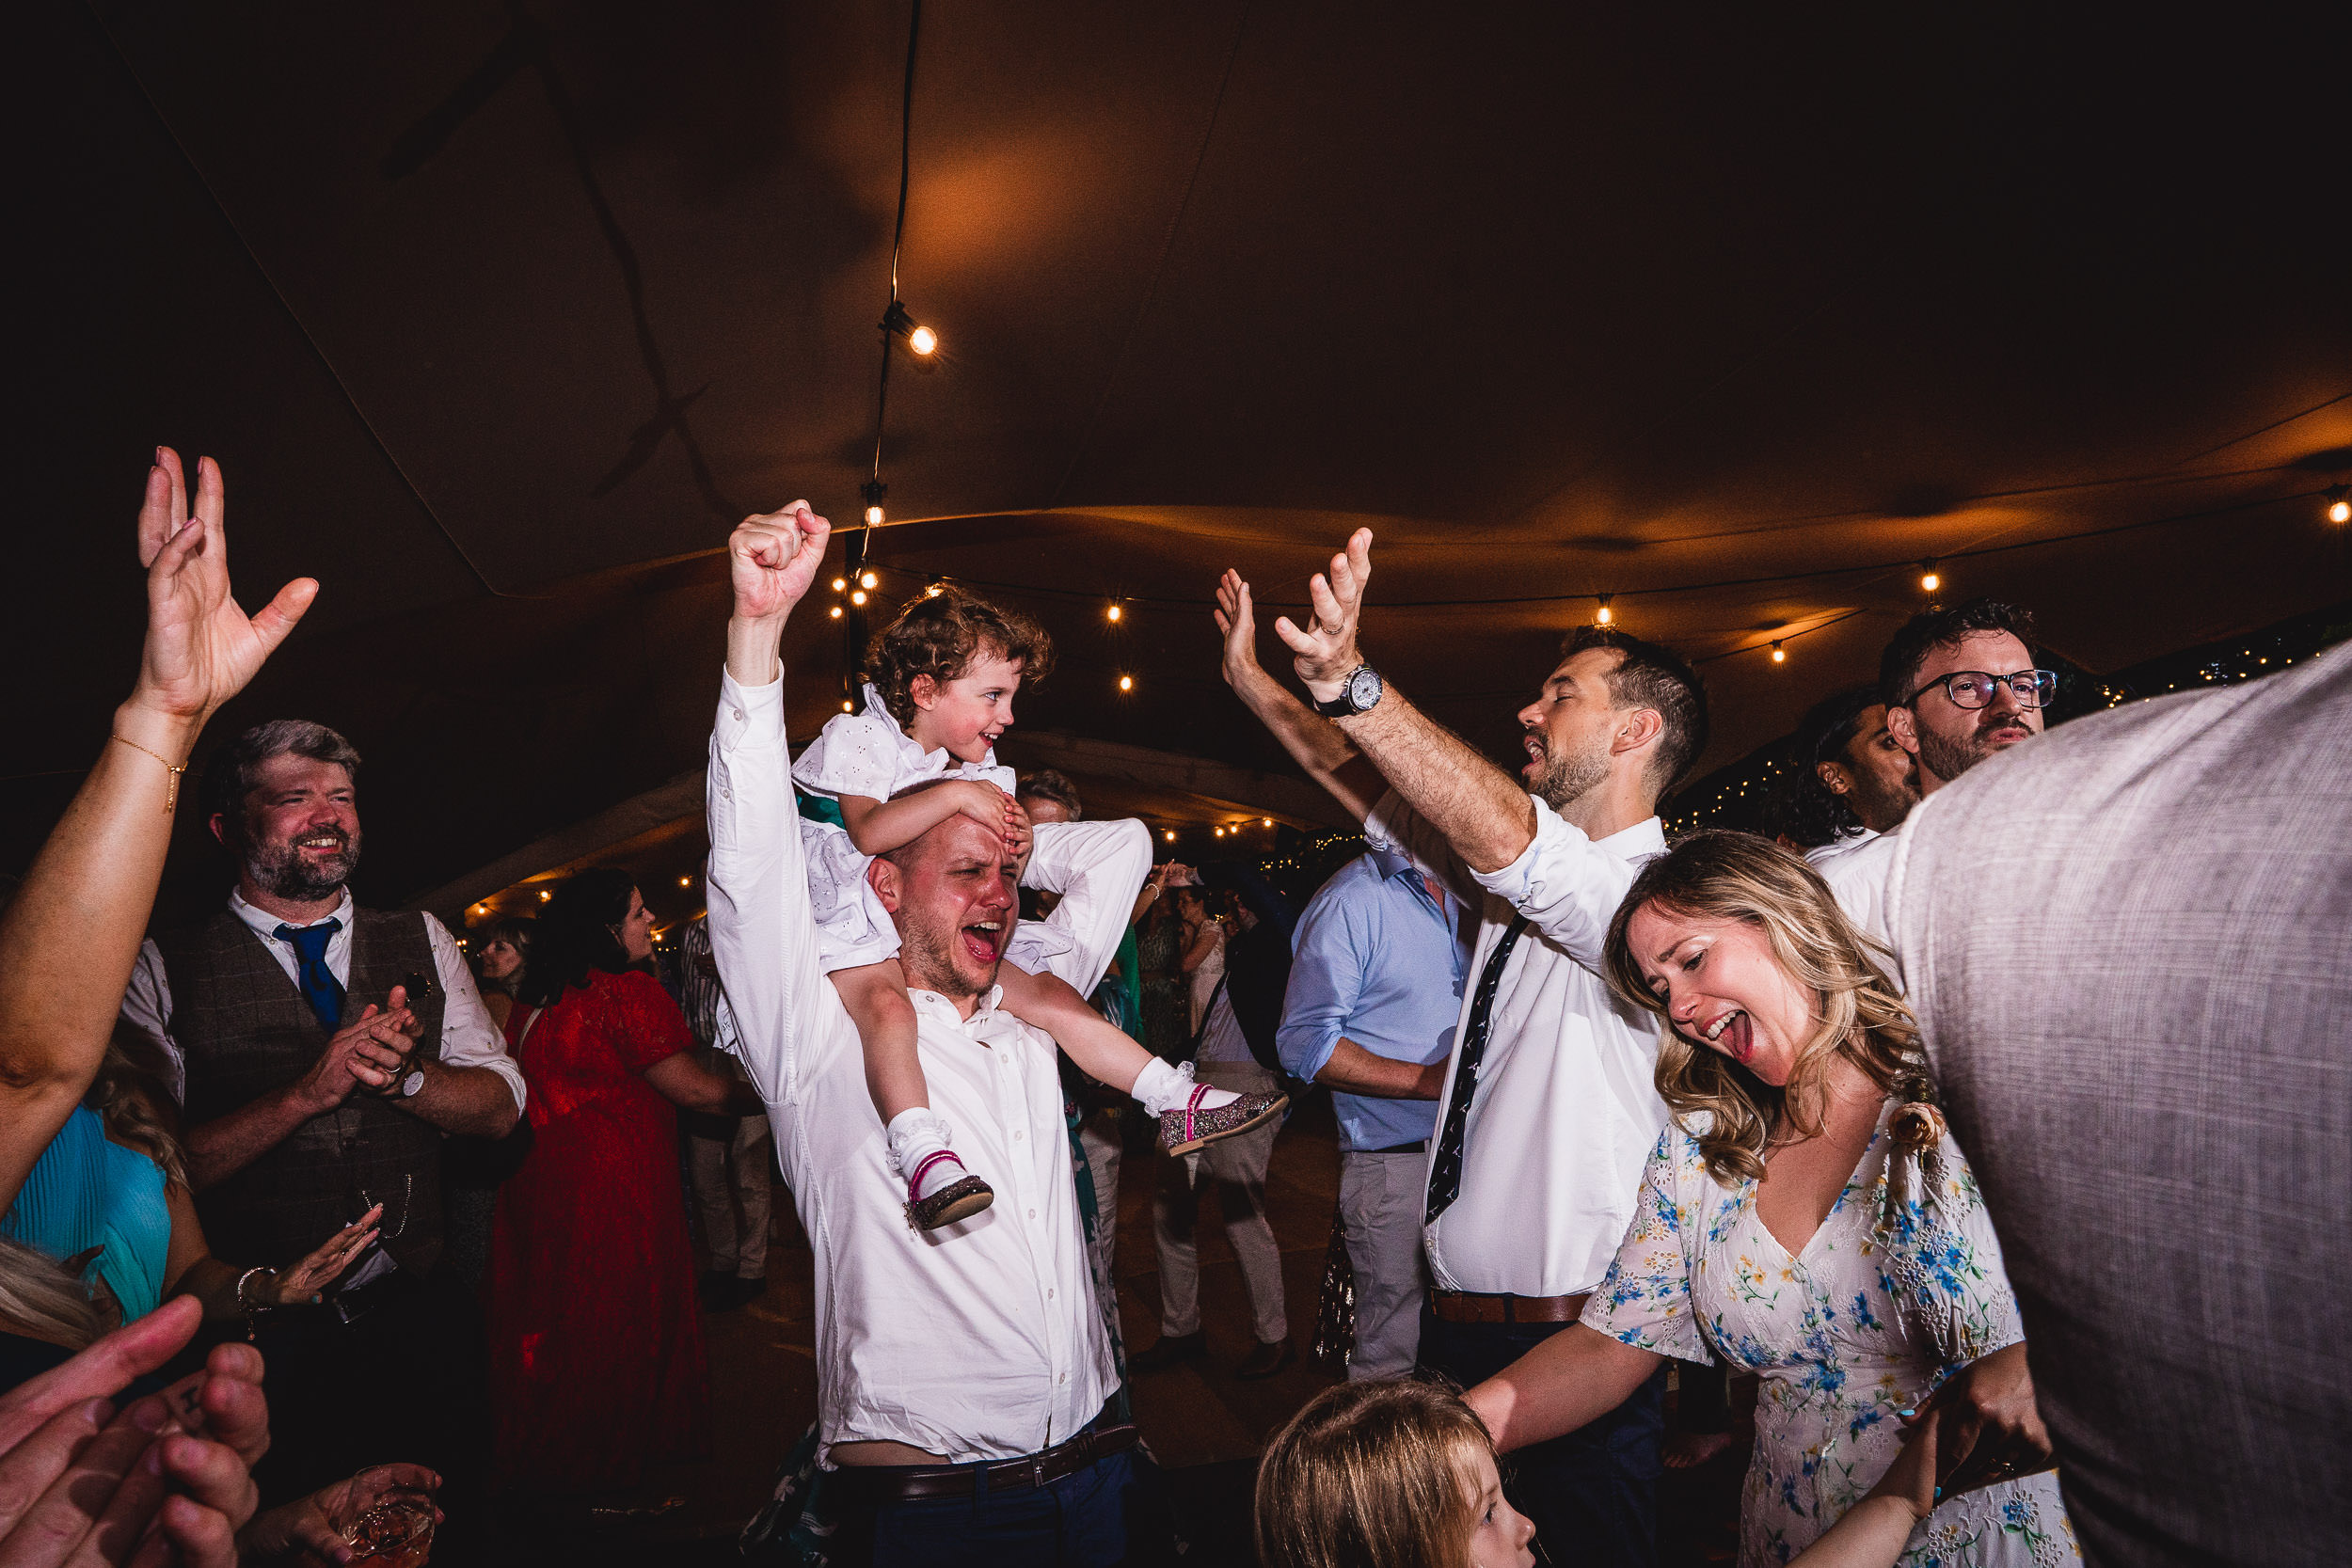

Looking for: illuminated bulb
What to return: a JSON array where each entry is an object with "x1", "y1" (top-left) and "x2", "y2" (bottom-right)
[
  {"x1": 1919, "y1": 562, "x2": 1941, "y2": 593},
  {"x1": 865, "y1": 505, "x2": 884, "y2": 526},
  {"x1": 851, "y1": 590, "x2": 868, "y2": 606},
  {"x1": 1771, "y1": 641, "x2": 1787, "y2": 663},
  {"x1": 860, "y1": 571, "x2": 879, "y2": 590},
  {"x1": 829, "y1": 605, "x2": 843, "y2": 619},
  {"x1": 678, "y1": 876, "x2": 691, "y2": 888},
  {"x1": 1214, "y1": 827, "x2": 1225, "y2": 838},
  {"x1": 2328, "y1": 485, "x2": 2351, "y2": 524},
  {"x1": 1262, "y1": 817, "x2": 1273, "y2": 827},
  {"x1": 926, "y1": 583, "x2": 944, "y2": 597},
  {"x1": 1118, "y1": 673, "x2": 1134, "y2": 692},
  {"x1": 843, "y1": 699, "x2": 854, "y2": 711},
  {"x1": 539, "y1": 890, "x2": 551, "y2": 902},
  {"x1": 1106, "y1": 602, "x2": 1122, "y2": 622},
  {"x1": 1595, "y1": 594, "x2": 1614, "y2": 626},
  {"x1": 1164, "y1": 830, "x2": 1177, "y2": 842},
  {"x1": 908, "y1": 325, "x2": 938, "y2": 356},
  {"x1": 832, "y1": 577, "x2": 847, "y2": 592}
]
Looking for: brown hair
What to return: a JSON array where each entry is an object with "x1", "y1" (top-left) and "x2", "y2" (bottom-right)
[
  {"x1": 202, "y1": 719, "x2": 362, "y2": 839},
  {"x1": 88, "y1": 1024, "x2": 189, "y2": 1190},
  {"x1": 1557, "y1": 627, "x2": 1708, "y2": 795},
  {"x1": 866, "y1": 586, "x2": 1055, "y2": 728},
  {"x1": 1601, "y1": 830, "x2": 1928, "y2": 1185},
  {"x1": 1015, "y1": 768, "x2": 1083, "y2": 819},
  {"x1": 1255, "y1": 1379, "x2": 1494, "y2": 1568}
]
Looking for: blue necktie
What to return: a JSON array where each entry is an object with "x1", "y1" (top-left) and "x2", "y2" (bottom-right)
[{"x1": 275, "y1": 920, "x2": 345, "y2": 1032}]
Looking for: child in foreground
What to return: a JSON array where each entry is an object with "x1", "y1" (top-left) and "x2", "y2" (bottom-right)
[
  {"x1": 794, "y1": 585, "x2": 1285, "y2": 1229},
  {"x1": 1255, "y1": 1378, "x2": 1942, "y2": 1568}
]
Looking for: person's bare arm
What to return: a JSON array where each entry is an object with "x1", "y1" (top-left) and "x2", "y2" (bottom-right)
[
  {"x1": 0, "y1": 451, "x2": 313, "y2": 1212},
  {"x1": 1461, "y1": 1323, "x2": 1665, "y2": 1452},
  {"x1": 837, "y1": 782, "x2": 1012, "y2": 858},
  {"x1": 1180, "y1": 917, "x2": 1220, "y2": 974},
  {"x1": 1214, "y1": 570, "x2": 1387, "y2": 823},
  {"x1": 643, "y1": 1053, "x2": 765, "y2": 1117},
  {"x1": 1314, "y1": 1037, "x2": 1447, "y2": 1100},
  {"x1": 1267, "y1": 531, "x2": 1538, "y2": 874},
  {"x1": 397, "y1": 1056, "x2": 524, "y2": 1137}
]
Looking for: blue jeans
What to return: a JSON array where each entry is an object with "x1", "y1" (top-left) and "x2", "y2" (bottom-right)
[
  {"x1": 1419, "y1": 1308, "x2": 1668, "y2": 1568},
  {"x1": 845, "y1": 1449, "x2": 1137, "y2": 1567}
]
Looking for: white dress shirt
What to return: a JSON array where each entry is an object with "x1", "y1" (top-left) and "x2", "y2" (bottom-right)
[
  {"x1": 705, "y1": 668, "x2": 1146, "y2": 1465},
  {"x1": 119, "y1": 888, "x2": 525, "y2": 1114},
  {"x1": 1816, "y1": 807, "x2": 1918, "y2": 974},
  {"x1": 1803, "y1": 827, "x2": 1878, "y2": 868},
  {"x1": 1366, "y1": 791, "x2": 1672, "y2": 1299}
]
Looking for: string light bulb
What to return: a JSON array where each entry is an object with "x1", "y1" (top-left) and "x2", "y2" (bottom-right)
[
  {"x1": 1118, "y1": 673, "x2": 1134, "y2": 692},
  {"x1": 881, "y1": 301, "x2": 935, "y2": 357},
  {"x1": 1771, "y1": 641, "x2": 1787, "y2": 664},
  {"x1": 832, "y1": 578, "x2": 847, "y2": 593},
  {"x1": 1919, "y1": 562, "x2": 1941, "y2": 593},
  {"x1": 865, "y1": 505, "x2": 885, "y2": 526},
  {"x1": 843, "y1": 699, "x2": 854, "y2": 712},
  {"x1": 1262, "y1": 817, "x2": 1273, "y2": 827},
  {"x1": 860, "y1": 571, "x2": 879, "y2": 590},
  {"x1": 539, "y1": 890, "x2": 551, "y2": 902},
  {"x1": 2327, "y1": 484, "x2": 2350, "y2": 525},
  {"x1": 926, "y1": 582, "x2": 944, "y2": 597},
  {"x1": 1214, "y1": 827, "x2": 1226, "y2": 838},
  {"x1": 1106, "y1": 601, "x2": 1123, "y2": 623},
  {"x1": 908, "y1": 325, "x2": 937, "y2": 356},
  {"x1": 829, "y1": 605, "x2": 843, "y2": 619},
  {"x1": 678, "y1": 876, "x2": 692, "y2": 888},
  {"x1": 1164, "y1": 830, "x2": 1177, "y2": 842},
  {"x1": 1595, "y1": 594, "x2": 1614, "y2": 626}
]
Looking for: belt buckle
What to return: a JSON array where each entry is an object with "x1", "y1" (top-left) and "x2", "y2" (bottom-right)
[{"x1": 1029, "y1": 1455, "x2": 1049, "y2": 1491}]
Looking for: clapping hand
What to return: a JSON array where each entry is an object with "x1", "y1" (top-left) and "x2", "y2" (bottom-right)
[
  {"x1": 1269, "y1": 527, "x2": 1374, "y2": 698},
  {"x1": 1213, "y1": 570, "x2": 1263, "y2": 688},
  {"x1": 129, "y1": 449, "x2": 317, "y2": 729},
  {"x1": 727, "y1": 501, "x2": 832, "y2": 624}
]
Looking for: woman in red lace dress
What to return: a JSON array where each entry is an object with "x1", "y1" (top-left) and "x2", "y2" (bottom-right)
[{"x1": 485, "y1": 868, "x2": 759, "y2": 1495}]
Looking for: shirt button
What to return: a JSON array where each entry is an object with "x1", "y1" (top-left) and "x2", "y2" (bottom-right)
[
  {"x1": 733, "y1": 708, "x2": 745, "y2": 721},
  {"x1": 1028, "y1": 1209, "x2": 1038, "y2": 1220},
  {"x1": 1047, "y1": 1288, "x2": 1056, "y2": 1299},
  {"x1": 1013, "y1": 1130, "x2": 1024, "y2": 1141},
  {"x1": 1058, "y1": 1373, "x2": 1068, "y2": 1385},
  {"x1": 721, "y1": 788, "x2": 732, "y2": 800}
]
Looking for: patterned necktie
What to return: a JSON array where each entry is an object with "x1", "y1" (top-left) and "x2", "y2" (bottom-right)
[
  {"x1": 275, "y1": 919, "x2": 345, "y2": 1031},
  {"x1": 1424, "y1": 914, "x2": 1530, "y2": 1226}
]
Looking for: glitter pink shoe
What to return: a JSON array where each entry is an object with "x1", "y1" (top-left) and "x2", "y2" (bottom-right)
[
  {"x1": 904, "y1": 1151, "x2": 993, "y2": 1231},
  {"x1": 1160, "y1": 1085, "x2": 1288, "y2": 1156}
]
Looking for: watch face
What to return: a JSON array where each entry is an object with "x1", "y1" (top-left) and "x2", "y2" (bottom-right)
[
  {"x1": 1346, "y1": 667, "x2": 1383, "y2": 711},
  {"x1": 401, "y1": 1069, "x2": 426, "y2": 1098}
]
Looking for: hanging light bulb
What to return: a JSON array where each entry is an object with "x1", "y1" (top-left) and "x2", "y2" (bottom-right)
[
  {"x1": 678, "y1": 876, "x2": 692, "y2": 888},
  {"x1": 829, "y1": 605, "x2": 844, "y2": 619},
  {"x1": 926, "y1": 582, "x2": 944, "y2": 597},
  {"x1": 1164, "y1": 830, "x2": 1177, "y2": 843},
  {"x1": 2327, "y1": 484, "x2": 2350, "y2": 525},
  {"x1": 1214, "y1": 826, "x2": 1225, "y2": 838},
  {"x1": 1919, "y1": 562, "x2": 1941, "y2": 593},
  {"x1": 865, "y1": 504, "x2": 885, "y2": 526},
  {"x1": 1261, "y1": 817, "x2": 1273, "y2": 827},
  {"x1": 908, "y1": 325, "x2": 938, "y2": 356},
  {"x1": 1106, "y1": 600, "x2": 1123, "y2": 623},
  {"x1": 1771, "y1": 641, "x2": 1787, "y2": 664},
  {"x1": 1118, "y1": 673, "x2": 1134, "y2": 692},
  {"x1": 1595, "y1": 594, "x2": 1614, "y2": 626},
  {"x1": 881, "y1": 301, "x2": 936, "y2": 356},
  {"x1": 843, "y1": 699, "x2": 854, "y2": 712},
  {"x1": 851, "y1": 590, "x2": 868, "y2": 606},
  {"x1": 832, "y1": 577, "x2": 847, "y2": 593},
  {"x1": 539, "y1": 890, "x2": 551, "y2": 902},
  {"x1": 860, "y1": 571, "x2": 879, "y2": 590},
  {"x1": 859, "y1": 479, "x2": 887, "y2": 531}
]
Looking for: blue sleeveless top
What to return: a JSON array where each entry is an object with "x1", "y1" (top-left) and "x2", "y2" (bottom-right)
[{"x1": 1, "y1": 1106, "x2": 171, "y2": 1323}]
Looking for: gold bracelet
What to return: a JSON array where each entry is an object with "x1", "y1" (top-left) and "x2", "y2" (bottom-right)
[{"x1": 110, "y1": 735, "x2": 187, "y2": 814}]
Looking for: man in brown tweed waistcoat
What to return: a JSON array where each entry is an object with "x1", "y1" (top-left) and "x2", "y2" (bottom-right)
[{"x1": 119, "y1": 719, "x2": 525, "y2": 1545}]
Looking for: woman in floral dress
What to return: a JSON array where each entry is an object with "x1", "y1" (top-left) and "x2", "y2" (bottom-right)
[{"x1": 1464, "y1": 832, "x2": 2075, "y2": 1568}]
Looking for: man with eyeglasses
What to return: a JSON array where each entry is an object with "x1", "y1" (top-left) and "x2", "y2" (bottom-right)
[{"x1": 1820, "y1": 598, "x2": 2049, "y2": 948}]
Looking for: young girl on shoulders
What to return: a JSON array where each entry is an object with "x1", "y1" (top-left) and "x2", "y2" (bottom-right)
[{"x1": 793, "y1": 586, "x2": 1285, "y2": 1229}]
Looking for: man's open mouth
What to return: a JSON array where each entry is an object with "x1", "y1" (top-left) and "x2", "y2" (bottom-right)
[
  {"x1": 296, "y1": 832, "x2": 349, "y2": 857},
  {"x1": 1520, "y1": 734, "x2": 1547, "y2": 775},
  {"x1": 961, "y1": 919, "x2": 1005, "y2": 965}
]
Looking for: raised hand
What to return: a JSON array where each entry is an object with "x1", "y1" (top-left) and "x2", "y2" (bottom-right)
[
  {"x1": 1270, "y1": 528, "x2": 1374, "y2": 695},
  {"x1": 269, "y1": 1206, "x2": 384, "y2": 1307},
  {"x1": 129, "y1": 449, "x2": 317, "y2": 727},
  {"x1": 1213, "y1": 569, "x2": 1263, "y2": 688},
  {"x1": 727, "y1": 501, "x2": 832, "y2": 624}
]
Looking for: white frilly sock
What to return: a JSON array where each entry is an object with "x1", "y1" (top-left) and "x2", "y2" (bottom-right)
[
  {"x1": 885, "y1": 1108, "x2": 971, "y2": 1201},
  {"x1": 1131, "y1": 1056, "x2": 1240, "y2": 1117}
]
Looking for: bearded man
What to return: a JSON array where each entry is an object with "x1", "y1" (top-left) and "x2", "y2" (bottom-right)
[
  {"x1": 1214, "y1": 533, "x2": 1708, "y2": 1568},
  {"x1": 119, "y1": 719, "x2": 522, "y2": 1535}
]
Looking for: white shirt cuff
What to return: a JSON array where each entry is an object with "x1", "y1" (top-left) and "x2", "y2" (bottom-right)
[{"x1": 718, "y1": 666, "x2": 786, "y2": 747}]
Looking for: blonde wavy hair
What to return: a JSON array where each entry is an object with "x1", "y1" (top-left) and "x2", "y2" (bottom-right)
[
  {"x1": 0, "y1": 1235, "x2": 103, "y2": 1351},
  {"x1": 1602, "y1": 831, "x2": 1930, "y2": 1186},
  {"x1": 87, "y1": 1025, "x2": 188, "y2": 1190},
  {"x1": 1255, "y1": 1378, "x2": 1495, "y2": 1568}
]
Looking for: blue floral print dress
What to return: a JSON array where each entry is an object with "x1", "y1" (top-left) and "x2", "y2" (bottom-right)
[{"x1": 1583, "y1": 1101, "x2": 2077, "y2": 1568}]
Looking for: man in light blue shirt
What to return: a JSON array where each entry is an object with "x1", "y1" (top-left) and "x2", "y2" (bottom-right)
[{"x1": 1277, "y1": 847, "x2": 1471, "y2": 1377}]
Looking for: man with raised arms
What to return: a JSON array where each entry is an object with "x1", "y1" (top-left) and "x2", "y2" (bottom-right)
[{"x1": 704, "y1": 499, "x2": 1150, "y2": 1567}]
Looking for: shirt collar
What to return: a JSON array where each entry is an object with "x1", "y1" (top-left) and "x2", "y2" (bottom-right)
[
  {"x1": 861, "y1": 682, "x2": 1000, "y2": 779},
  {"x1": 229, "y1": 885, "x2": 355, "y2": 938},
  {"x1": 1367, "y1": 845, "x2": 1421, "y2": 883},
  {"x1": 907, "y1": 982, "x2": 1007, "y2": 1031},
  {"x1": 1592, "y1": 816, "x2": 1668, "y2": 859}
]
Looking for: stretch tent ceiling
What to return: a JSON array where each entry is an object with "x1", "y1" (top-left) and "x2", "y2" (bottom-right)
[{"x1": 15, "y1": 1, "x2": 2350, "y2": 921}]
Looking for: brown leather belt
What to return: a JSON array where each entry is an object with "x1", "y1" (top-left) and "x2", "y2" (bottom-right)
[
  {"x1": 1429, "y1": 1289, "x2": 1590, "y2": 1325},
  {"x1": 834, "y1": 1420, "x2": 1140, "y2": 1504}
]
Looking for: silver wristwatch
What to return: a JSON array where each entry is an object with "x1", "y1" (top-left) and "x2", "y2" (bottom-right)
[
  {"x1": 1311, "y1": 665, "x2": 1384, "y2": 718},
  {"x1": 397, "y1": 1068, "x2": 426, "y2": 1098}
]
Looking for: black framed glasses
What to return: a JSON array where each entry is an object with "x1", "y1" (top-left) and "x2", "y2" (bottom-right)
[{"x1": 1903, "y1": 669, "x2": 2057, "y2": 710}]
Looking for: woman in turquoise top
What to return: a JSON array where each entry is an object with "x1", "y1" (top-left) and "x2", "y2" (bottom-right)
[{"x1": 1, "y1": 1031, "x2": 381, "y2": 1328}]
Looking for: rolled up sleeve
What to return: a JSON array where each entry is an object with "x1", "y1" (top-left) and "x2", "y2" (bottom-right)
[
  {"x1": 1276, "y1": 896, "x2": 1365, "y2": 1084},
  {"x1": 423, "y1": 914, "x2": 527, "y2": 1115},
  {"x1": 1020, "y1": 817, "x2": 1151, "y2": 997},
  {"x1": 1362, "y1": 790, "x2": 1485, "y2": 910},
  {"x1": 1470, "y1": 796, "x2": 1639, "y2": 970}
]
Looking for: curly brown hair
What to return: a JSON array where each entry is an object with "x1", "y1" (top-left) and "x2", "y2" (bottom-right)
[{"x1": 866, "y1": 586, "x2": 1055, "y2": 728}]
